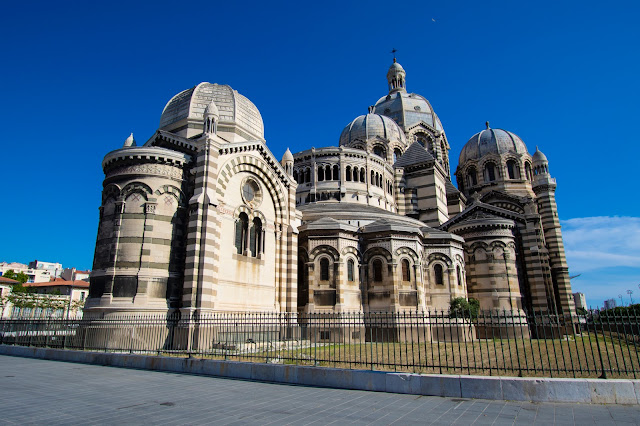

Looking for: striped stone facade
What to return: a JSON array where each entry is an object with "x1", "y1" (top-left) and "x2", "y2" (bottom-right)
[
  {"x1": 87, "y1": 87, "x2": 300, "y2": 318},
  {"x1": 88, "y1": 61, "x2": 573, "y2": 329}
]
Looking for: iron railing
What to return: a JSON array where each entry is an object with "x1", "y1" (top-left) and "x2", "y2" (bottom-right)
[{"x1": 1, "y1": 309, "x2": 639, "y2": 378}]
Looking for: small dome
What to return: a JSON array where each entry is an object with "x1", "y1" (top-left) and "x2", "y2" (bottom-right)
[
  {"x1": 339, "y1": 113, "x2": 407, "y2": 147},
  {"x1": 388, "y1": 61, "x2": 405, "y2": 74},
  {"x1": 281, "y1": 147, "x2": 293, "y2": 162},
  {"x1": 204, "y1": 100, "x2": 219, "y2": 118},
  {"x1": 459, "y1": 127, "x2": 529, "y2": 165},
  {"x1": 123, "y1": 133, "x2": 136, "y2": 147},
  {"x1": 159, "y1": 83, "x2": 264, "y2": 140},
  {"x1": 532, "y1": 147, "x2": 548, "y2": 164}
]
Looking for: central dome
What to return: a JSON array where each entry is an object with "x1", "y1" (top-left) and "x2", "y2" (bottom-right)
[
  {"x1": 339, "y1": 113, "x2": 407, "y2": 147},
  {"x1": 159, "y1": 83, "x2": 264, "y2": 141},
  {"x1": 373, "y1": 91, "x2": 445, "y2": 133}
]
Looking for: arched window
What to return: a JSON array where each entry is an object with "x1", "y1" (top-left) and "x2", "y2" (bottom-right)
[
  {"x1": 485, "y1": 163, "x2": 496, "y2": 182},
  {"x1": 360, "y1": 169, "x2": 366, "y2": 183},
  {"x1": 373, "y1": 145, "x2": 385, "y2": 159},
  {"x1": 525, "y1": 163, "x2": 532, "y2": 181},
  {"x1": 318, "y1": 166, "x2": 324, "y2": 181},
  {"x1": 393, "y1": 149, "x2": 402, "y2": 163},
  {"x1": 402, "y1": 259, "x2": 410, "y2": 282},
  {"x1": 333, "y1": 165, "x2": 339, "y2": 180},
  {"x1": 507, "y1": 160, "x2": 519, "y2": 179},
  {"x1": 345, "y1": 166, "x2": 351, "y2": 181},
  {"x1": 371, "y1": 170, "x2": 375, "y2": 184},
  {"x1": 305, "y1": 168, "x2": 310, "y2": 183},
  {"x1": 373, "y1": 259, "x2": 383, "y2": 282},
  {"x1": 250, "y1": 217, "x2": 262, "y2": 257},
  {"x1": 353, "y1": 167, "x2": 358, "y2": 182},
  {"x1": 347, "y1": 259, "x2": 355, "y2": 282},
  {"x1": 456, "y1": 265, "x2": 462, "y2": 286},
  {"x1": 434, "y1": 264, "x2": 444, "y2": 285},
  {"x1": 325, "y1": 165, "x2": 332, "y2": 180},
  {"x1": 235, "y1": 213, "x2": 249, "y2": 254},
  {"x1": 293, "y1": 170, "x2": 298, "y2": 183},
  {"x1": 320, "y1": 258, "x2": 330, "y2": 281},
  {"x1": 467, "y1": 167, "x2": 477, "y2": 186}
]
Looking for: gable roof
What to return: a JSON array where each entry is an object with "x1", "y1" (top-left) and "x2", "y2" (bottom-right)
[
  {"x1": 440, "y1": 201, "x2": 525, "y2": 231},
  {"x1": 394, "y1": 141, "x2": 434, "y2": 168}
]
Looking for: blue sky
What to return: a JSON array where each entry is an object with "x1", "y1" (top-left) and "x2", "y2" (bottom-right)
[{"x1": 0, "y1": 1, "x2": 638, "y2": 307}]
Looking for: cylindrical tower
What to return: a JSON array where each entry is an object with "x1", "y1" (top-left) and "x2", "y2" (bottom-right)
[
  {"x1": 532, "y1": 147, "x2": 574, "y2": 314},
  {"x1": 86, "y1": 137, "x2": 191, "y2": 316}
]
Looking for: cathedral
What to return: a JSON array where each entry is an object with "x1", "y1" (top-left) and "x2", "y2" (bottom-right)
[{"x1": 86, "y1": 59, "x2": 574, "y2": 319}]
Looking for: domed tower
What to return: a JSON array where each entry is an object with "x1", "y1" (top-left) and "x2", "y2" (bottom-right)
[
  {"x1": 203, "y1": 100, "x2": 219, "y2": 136},
  {"x1": 456, "y1": 123, "x2": 535, "y2": 198},
  {"x1": 531, "y1": 147, "x2": 573, "y2": 314},
  {"x1": 373, "y1": 60, "x2": 451, "y2": 176},
  {"x1": 281, "y1": 148, "x2": 294, "y2": 176}
]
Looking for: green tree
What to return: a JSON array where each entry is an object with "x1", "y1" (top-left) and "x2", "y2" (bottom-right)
[
  {"x1": 2, "y1": 269, "x2": 17, "y2": 280},
  {"x1": 14, "y1": 272, "x2": 28, "y2": 283},
  {"x1": 449, "y1": 297, "x2": 480, "y2": 319},
  {"x1": 2, "y1": 270, "x2": 28, "y2": 284}
]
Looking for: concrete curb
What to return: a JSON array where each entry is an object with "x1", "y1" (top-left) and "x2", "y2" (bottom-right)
[{"x1": 2, "y1": 345, "x2": 638, "y2": 404}]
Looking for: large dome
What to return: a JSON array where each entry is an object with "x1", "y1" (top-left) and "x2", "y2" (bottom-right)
[
  {"x1": 339, "y1": 113, "x2": 407, "y2": 147},
  {"x1": 159, "y1": 83, "x2": 264, "y2": 140},
  {"x1": 459, "y1": 127, "x2": 529, "y2": 164},
  {"x1": 373, "y1": 91, "x2": 445, "y2": 133}
]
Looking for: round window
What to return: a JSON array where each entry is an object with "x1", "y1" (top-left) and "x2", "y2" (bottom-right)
[{"x1": 241, "y1": 178, "x2": 262, "y2": 207}]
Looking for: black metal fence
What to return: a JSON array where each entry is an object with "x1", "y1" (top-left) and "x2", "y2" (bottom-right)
[{"x1": 1, "y1": 309, "x2": 639, "y2": 378}]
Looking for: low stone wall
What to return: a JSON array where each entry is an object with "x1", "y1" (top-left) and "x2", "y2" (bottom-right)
[{"x1": 1, "y1": 345, "x2": 638, "y2": 404}]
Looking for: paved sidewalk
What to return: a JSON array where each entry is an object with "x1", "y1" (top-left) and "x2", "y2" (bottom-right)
[{"x1": 0, "y1": 355, "x2": 639, "y2": 425}]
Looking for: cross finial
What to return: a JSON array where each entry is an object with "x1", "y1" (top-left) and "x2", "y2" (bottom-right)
[{"x1": 391, "y1": 48, "x2": 397, "y2": 63}]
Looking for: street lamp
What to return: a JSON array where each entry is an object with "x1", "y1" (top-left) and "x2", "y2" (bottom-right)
[
  {"x1": 628, "y1": 289, "x2": 634, "y2": 306},
  {"x1": 619, "y1": 294, "x2": 624, "y2": 307}
]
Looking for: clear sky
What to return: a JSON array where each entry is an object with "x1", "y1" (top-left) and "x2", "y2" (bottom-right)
[{"x1": 1, "y1": 0, "x2": 638, "y2": 307}]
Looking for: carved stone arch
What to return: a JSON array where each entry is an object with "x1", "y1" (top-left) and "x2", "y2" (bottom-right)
[
  {"x1": 250, "y1": 209, "x2": 267, "y2": 223},
  {"x1": 217, "y1": 155, "x2": 287, "y2": 223},
  {"x1": 394, "y1": 247, "x2": 420, "y2": 265},
  {"x1": 363, "y1": 246, "x2": 393, "y2": 264},
  {"x1": 233, "y1": 205, "x2": 252, "y2": 219},
  {"x1": 102, "y1": 184, "x2": 121, "y2": 204},
  {"x1": 468, "y1": 241, "x2": 489, "y2": 253},
  {"x1": 455, "y1": 254, "x2": 465, "y2": 267},
  {"x1": 427, "y1": 252, "x2": 452, "y2": 267},
  {"x1": 309, "y1": 245, "x2": 340, "y2": 262},
  {"x1": 154, "y1": 184, "x2": 186, "y2": 205},
  {"x1": 121, "y1": 182, "x2": 152, "y2": 200},
  {"x1": 341, "y1": 245, "x2": 361, "y2": 261}
]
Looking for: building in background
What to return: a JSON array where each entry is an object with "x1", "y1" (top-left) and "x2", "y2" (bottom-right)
[
  {"x1": 28, "y1": 260, "x2": 63, "y2": 278},
  {"x1": 0, "y1": 262, "x2": 51, "y2": 283},
  {"x1": 573, "y1": 292, "x2": 587, "y2": 311},
  {"x1": 87, "y1": 59, "x2": 574, "y2": 323},
  {"x1": 0, "y1": 276, "x2": 20, "y2": 318},
  {"x1": 604, "y1": 299, "x2": 617, "y2": 310},
  {"x1": 61, "y1": 268, "x2": 90, "y2": 282}
]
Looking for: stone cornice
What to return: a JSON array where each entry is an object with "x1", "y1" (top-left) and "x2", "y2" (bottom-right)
[{"x1": 102, "y1": 146, "x2": 190, "y2": 173}]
